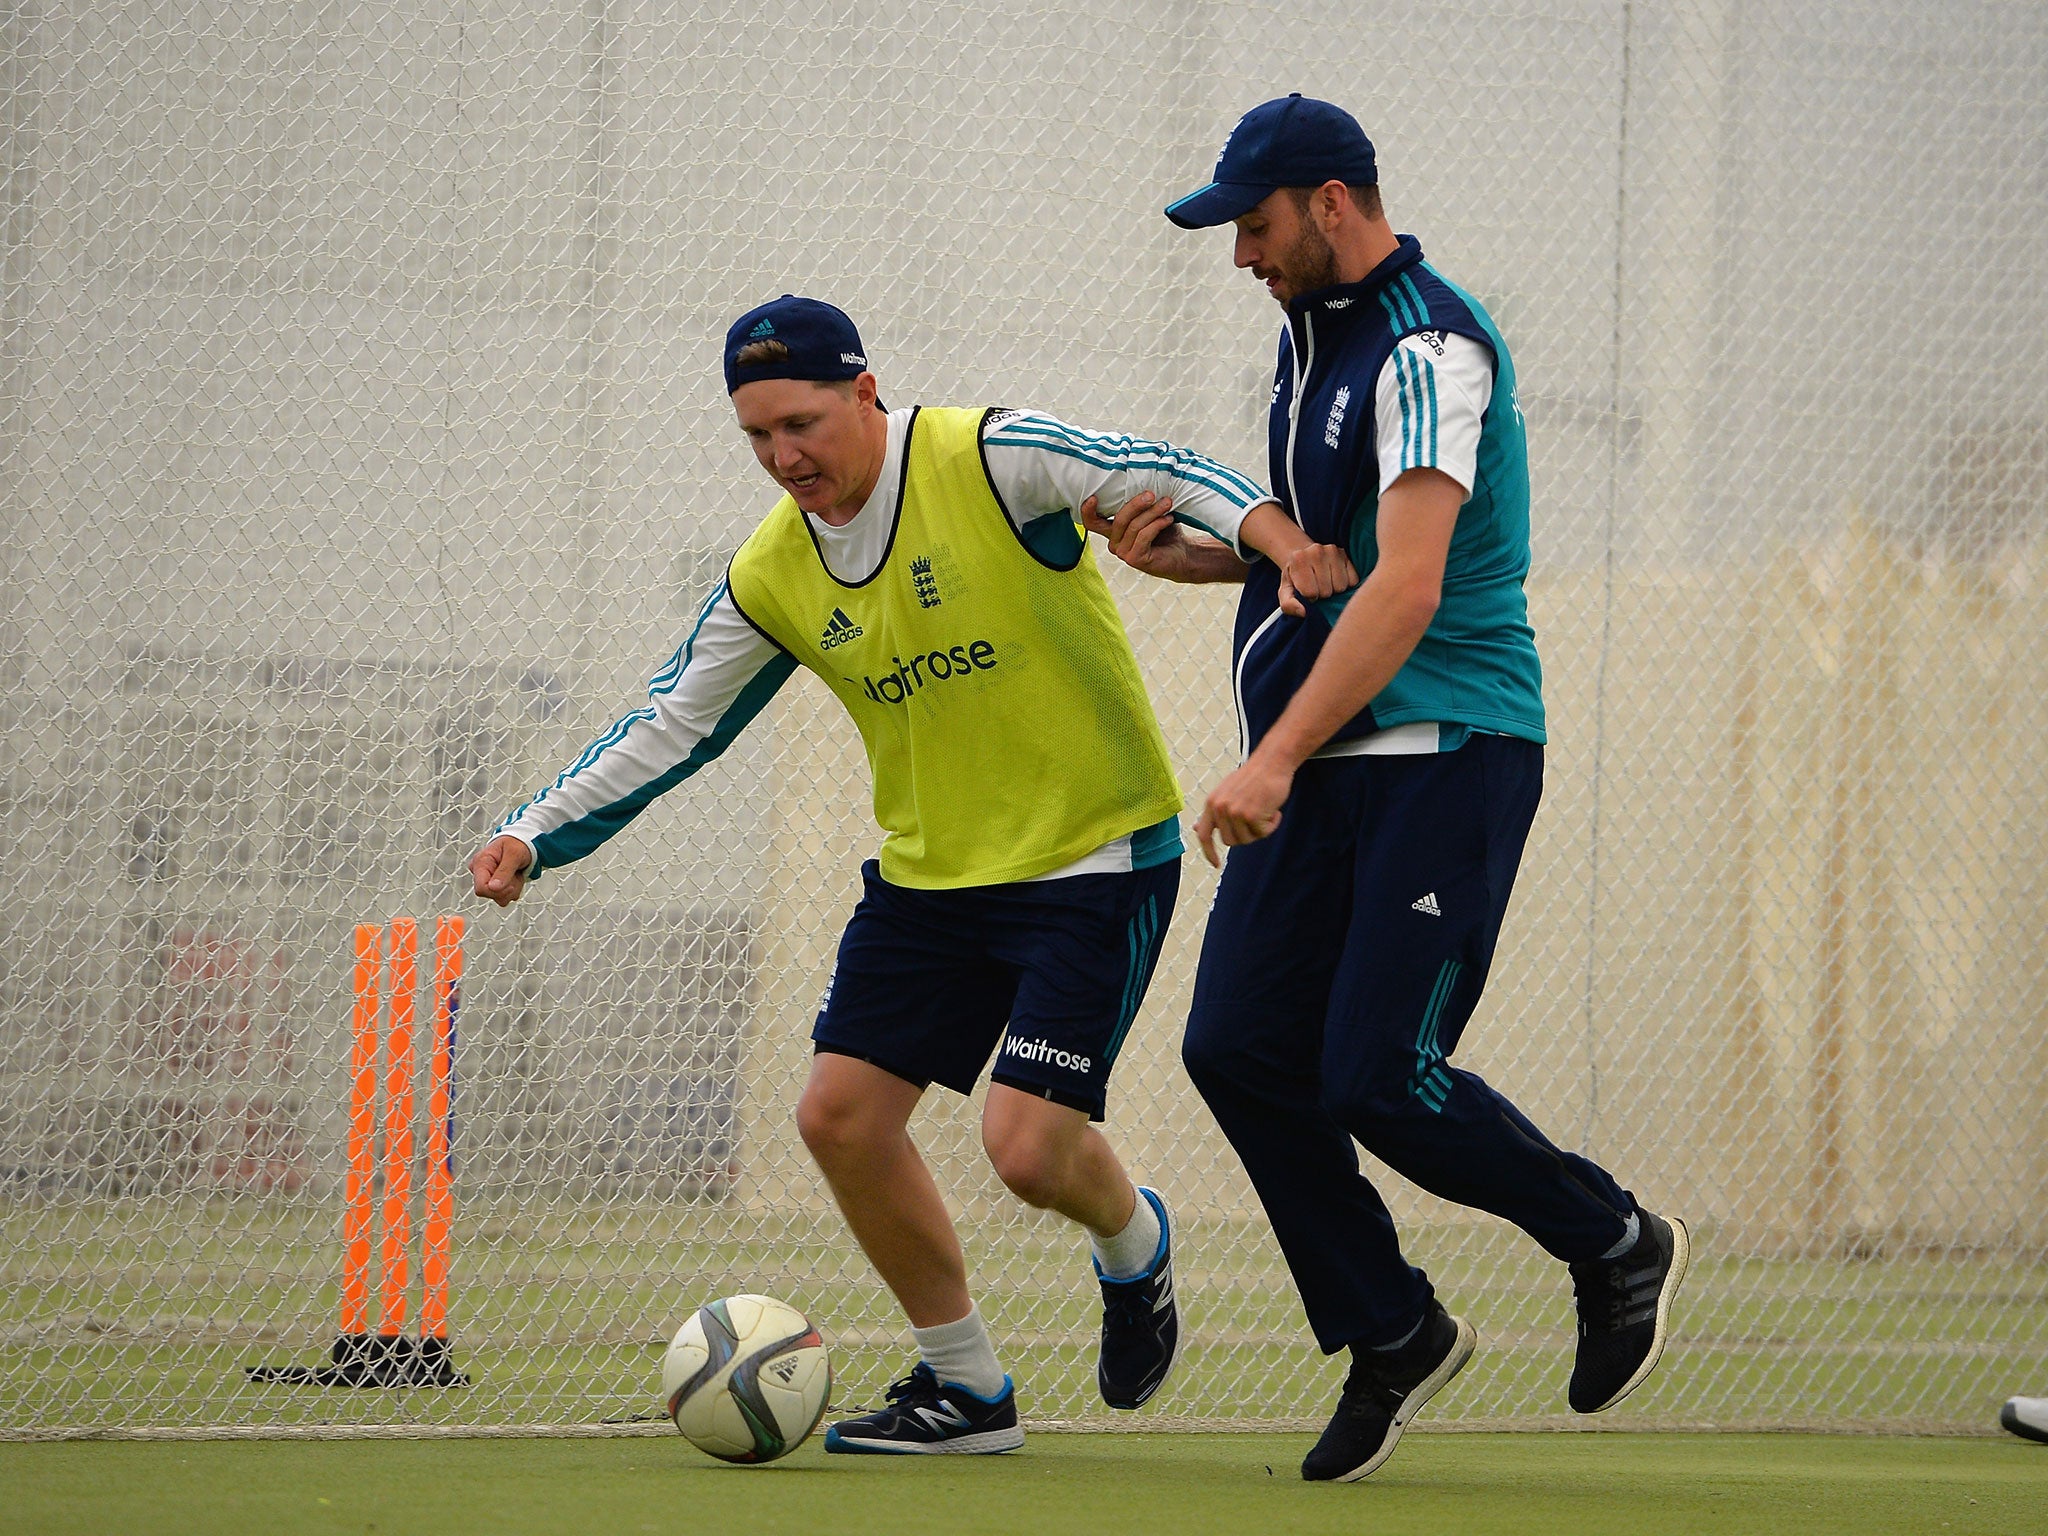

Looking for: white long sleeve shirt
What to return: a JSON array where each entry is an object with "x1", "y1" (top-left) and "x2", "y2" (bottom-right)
[{"x1": 497, "y1": 407, "x2": 1275, "y2": 881}]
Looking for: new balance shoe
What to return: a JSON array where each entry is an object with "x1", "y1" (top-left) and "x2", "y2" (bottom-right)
[
  {"x1": 2001, "y1": 1395, "x2": 2048, "y2": 1445},
  {"x1": 822, "y1": 1362, "x2": 1024, "y2": 1455},
  {"x1": 1568, "y1": 1208, "x2": 1690, "y2": 1413},
  {"x1": 1096, "y1": 1185, "x2": 1179, "y2": 1409},
  {"x1": 1300, "y1": 1300, "x2": 1477, "y2": 1482}
]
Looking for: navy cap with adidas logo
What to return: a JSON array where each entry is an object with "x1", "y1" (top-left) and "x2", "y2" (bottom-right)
[
  {"x1": 1165, "y1": 94, "x2": 1378, "y2": 230},
  {"x1": 723, "y1": 295, "x2": 871, "y2": 395}
]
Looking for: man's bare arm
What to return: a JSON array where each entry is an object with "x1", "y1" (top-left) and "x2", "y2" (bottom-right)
[
  {"x1": 1080, "y1": 494, "x2": 1357, "y2": 616},
  {"x1": 1194, "y1": 468, "x2": 1463, "y2": 864},
  {"x1": 1078, "y1": 491, "x2": 1246, "y2": 582}
]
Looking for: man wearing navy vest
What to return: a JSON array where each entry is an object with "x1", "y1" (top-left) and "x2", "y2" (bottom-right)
[{"x1": 1094, "y1": 95, "x2": 1690, "y2": 1481}]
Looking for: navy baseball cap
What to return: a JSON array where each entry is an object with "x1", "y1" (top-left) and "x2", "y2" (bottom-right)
[
  {"x1": 723, "y1": 295, "x2": 871, "y2": 394},
  {"x1": 1164, "y1": 94, "x2": 1378, "y2": 230}
]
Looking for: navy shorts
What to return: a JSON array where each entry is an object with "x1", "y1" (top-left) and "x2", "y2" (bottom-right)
[{"x1": 813, "y1": 858, "x2": 1179, "y2": 1119}]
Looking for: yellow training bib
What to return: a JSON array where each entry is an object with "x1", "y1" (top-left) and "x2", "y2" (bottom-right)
[{"x1": 727, "y1": 406, "x2": 1181, "y2": 888}]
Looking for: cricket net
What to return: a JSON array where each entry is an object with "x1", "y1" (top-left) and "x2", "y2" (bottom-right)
[{"x1": 3, "y1": 1, "x2": 2046, "y2": 1436}]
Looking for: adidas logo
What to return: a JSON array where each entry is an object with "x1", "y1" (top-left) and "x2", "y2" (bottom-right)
[
  {"x1": 769, "y1": 1357, "x2": 800, "y2": 1385},
  {"x1": 819, "y1": 607, "x2": 864, "y2": 650},
  {"x1": 749, "y1": 318, "x2": 775, "y2": 338},
  {"x1": 1411, "y1": 892, "x2": 1442, "y2": 916}
]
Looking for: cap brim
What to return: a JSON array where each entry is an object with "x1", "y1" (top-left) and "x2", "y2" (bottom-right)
[{"x1": 1163, "y1": 180, "x2": 1273, "y2": 230}]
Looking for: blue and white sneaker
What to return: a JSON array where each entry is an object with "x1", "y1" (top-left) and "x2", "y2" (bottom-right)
[
  {"x1": 823, "y1": 1363, "x2": 1024, "y2": 1455},
  {"x1": 1095, "y1": 1185, "x2": 1179, "y2": 1409}
]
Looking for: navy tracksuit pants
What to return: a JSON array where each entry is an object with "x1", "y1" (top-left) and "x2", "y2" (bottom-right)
[{"x1": 1184, "y1": 735, "x2": 1636, "y2": 1353}]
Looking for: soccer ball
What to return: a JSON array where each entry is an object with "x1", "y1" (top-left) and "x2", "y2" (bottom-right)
[{"x1": 661, "y1": 1294, "x2": 831, "y2": 1463}]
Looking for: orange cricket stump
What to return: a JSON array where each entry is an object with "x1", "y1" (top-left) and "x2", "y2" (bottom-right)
[
  {"x1": 416, "y1": 914, "x2": 468, "y2": 1387},
  {"x1": 245, "y1": 916, "x2": 475, "y2": 1389},
  {"x1": 339, "y1": 925, "x2": 382, "y2": 1347},
  {"x1": 245, "y1": 924, "x2": 387, "y2": 1385},
  {"x1": 374, "y1": 915, "x2": 420, "y2": 1383}
]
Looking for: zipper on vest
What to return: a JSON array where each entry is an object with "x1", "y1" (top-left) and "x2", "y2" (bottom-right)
[
  {"x1": 1283, "y1": 311, "x2": 1315, "y2": 515},
  {"x1": 1241, "y1": 309, "x2": 1316, "y2": 763},
  {"x1": 1233, "y1": 606, "x2": 1285, "y2": 761}
]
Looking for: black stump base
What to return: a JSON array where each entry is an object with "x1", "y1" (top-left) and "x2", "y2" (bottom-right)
[{"x1": 245, "y1": 1332, "x2": 468, "y2": 1387}]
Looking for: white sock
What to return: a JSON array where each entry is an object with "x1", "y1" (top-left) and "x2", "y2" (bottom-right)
[
  {"x1": 911, "y1": 1304, "x2": 1005, "y2": 1398},
  {"x1": 1599, "y1": 1210, "x2": 1642, "y2": 1261},
  {"x1": 1090, "y1": 1186, "x2": 1163, "y2": 1280}
]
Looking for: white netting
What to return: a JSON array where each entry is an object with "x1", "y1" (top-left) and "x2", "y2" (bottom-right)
[{"x1": 4, "y1": 0, "x2": 2046, "y2": 1437}]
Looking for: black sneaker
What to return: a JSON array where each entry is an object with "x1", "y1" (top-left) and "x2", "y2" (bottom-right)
[
  {"x1": 1096, "y1": 1186, "x2": 1179, "y2": 1409},
  {"x1": 1568, "y1": 1209, "x2": 1690, "y2": 1413},
  {"x1": 1300, "y1": 1301, "x2": 1476, "y2": 1482},
  {"x1": 822, "y1": 1363, "x2": 1024, "y2": 1455}
]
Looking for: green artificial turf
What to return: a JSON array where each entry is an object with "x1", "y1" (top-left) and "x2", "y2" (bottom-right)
[
  {"x1": 4, "y1": 1433, "x2": 2042, "y2": 1536},
  {"x1": 9, "y1": 1198, "x2": 2045, "y2": 1434}
]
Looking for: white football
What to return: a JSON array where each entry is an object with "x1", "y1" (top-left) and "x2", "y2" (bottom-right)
[{"x1": 661, "y1": 1294, "x2": 831, "y2": 1463}]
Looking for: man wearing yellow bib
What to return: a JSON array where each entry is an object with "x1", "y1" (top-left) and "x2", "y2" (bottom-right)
[{"x1": 470, "y1": 296, "x2": 1355, "y2": 1454}]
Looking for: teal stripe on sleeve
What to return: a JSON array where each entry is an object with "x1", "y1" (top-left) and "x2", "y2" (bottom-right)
[
  {"x1": 537, "y1": 706, "x2": 656, "y2": 802},
  {"x1": 650, "y1": 578, "x2": 731, "y2": 694},
  {"x1": 525, "y1": 579, "x2": 736, "y2": 825},
  {"x1": 987, "y1": 419, "x2": 1267, "y2": 506},
  {"x1": 989, "y1": 435, "x2": 1261, "y2": 519},
  {"x1": 1391, "y1": 349, "x2": 1409, "y2": 468},
  {"x1": 1412, "y1": 350, "x2": 1430, "y2": 469},
  {"x1": 1408, "y1": 351, "x2": 1438, "y2": 468},
  {"x1": 1395, "y1": 348, "x2": 1421, "y2": 470},
  {"x1": 1409, "y1": 348, "x2": 1425, "y2": 468},
  {"x1": 987, "y1": 418, "x2": 1268, "y2": 502},
  {"x1": 1426, "y1": 355, "x2": 1439, "y2": 463},
  {"x1": 1393, "y1": 347, "x2": 1442, "y2": 473},
  {"x1": 990, "y1": 430, "x2": 1253, "y2": 500},
  {"x1": 529, "y1": 652, "x2": 799, "y2": 871}
]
